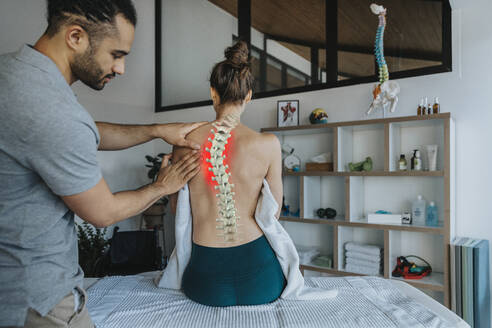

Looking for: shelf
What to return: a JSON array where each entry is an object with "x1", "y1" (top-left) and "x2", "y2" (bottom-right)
[
  {"x1": 391, "y1": 272, "x2": 445, "y2": 291},
  {"x1": 274, "y1": 113, "x2": 453, "y2": 308},
  {"x1": 279, "y1": 216, "x2": 444, "y2": 234},
  {"x1": 261, "y1": 113, "x2": 451, "y2": 134},
  {"x1": 283, "y1": 170, "x2": 444, "y2": 177},
  {"x1": 300, "y1": 266, "x2": 443, "y2": 291},
  {"x1": 339, "y1": 267, "x2": 384, "y2": 278},
  {"x1": 300, "y1": 264, "x2": 361, "y2": 276}
]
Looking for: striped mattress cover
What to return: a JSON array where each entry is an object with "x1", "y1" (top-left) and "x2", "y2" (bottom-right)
[{"x1": 86, "y1": 274, "x2": 467, "y2": 328}]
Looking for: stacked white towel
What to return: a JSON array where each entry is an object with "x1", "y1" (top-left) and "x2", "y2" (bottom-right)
[
  {"x1": 296, "y1": 245, "x2": 320, "y2": 265},
  {"x1": 344, "y1": 242, "x2": 383, "y2": 276}
]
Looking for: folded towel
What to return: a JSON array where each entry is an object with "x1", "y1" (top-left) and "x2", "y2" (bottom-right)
[
  {"x1": 156, "y1": 179, "x2": 338, "y2": 301},
  {"x1": 346, "y1": 257, "x2": 382, "y2": 270},
  {"x1": 344, "y1": 242, "x2": 382, "y2": 257},
  {"x1": 296, "y1": 246, "x2": 320, "y2": 264},
  {"x1": 345, "y1": 263, "x2": 381, "y2": 276},
  {"x1": 345, "y1": 251, "x2": 381, "y2": 263}
]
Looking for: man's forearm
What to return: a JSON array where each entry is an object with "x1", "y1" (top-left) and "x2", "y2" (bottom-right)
[
  {"x1": 105, "y1": 183, "x2": 166, "y2": 226},
  {"x1": 96, "y1": 122, "x2": 157, "y2": 150}
]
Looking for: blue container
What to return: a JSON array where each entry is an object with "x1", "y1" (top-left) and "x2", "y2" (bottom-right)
[{"x1": 426, "y1": 202, "x2": 439, "y2": 227}]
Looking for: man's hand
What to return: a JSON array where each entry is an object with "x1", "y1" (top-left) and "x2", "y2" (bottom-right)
[
  {"x1": 154, "y1": 151, "x2": 201, "y2": 195},
  {"x1": 154, "y1": 122, "x2": 208, "y2": 150}
]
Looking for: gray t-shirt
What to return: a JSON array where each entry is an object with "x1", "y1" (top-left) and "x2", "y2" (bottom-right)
[{"x1": 0, "y1": 45, "x2": 102, "y2": 326}]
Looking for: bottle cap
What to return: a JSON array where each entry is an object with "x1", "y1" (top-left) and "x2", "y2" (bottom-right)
[
  {"x1": 400, "y1": 154, "x2": 405, "y2": 158},
  {"x1": 434, "y1": 97, "x2": 439, "y2": 103},
  {"x1": 417, "y1": 195, "x2": 423, "y2": 200},
  {"x1": 430, "y1": 201, "x2": 435, "y2": 206},
  {"x1": 416, "y1": 150, "x2": 421, "y2": 157}
]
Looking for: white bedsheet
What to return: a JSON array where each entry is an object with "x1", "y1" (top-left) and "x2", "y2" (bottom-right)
[{"x1": 85, "y1": 273, "x2": 468, "y2": 328}]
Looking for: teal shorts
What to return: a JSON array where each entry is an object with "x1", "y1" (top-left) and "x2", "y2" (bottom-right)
[{"x1": 182, "y1": 235, "x2": 286, "y2": 307}]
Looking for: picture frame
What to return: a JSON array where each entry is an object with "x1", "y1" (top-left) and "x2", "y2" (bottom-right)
[{"x1": 277, "y1": 100, "x2": 299, "y2": 127}]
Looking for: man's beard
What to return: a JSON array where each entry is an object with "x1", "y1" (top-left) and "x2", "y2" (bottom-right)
[{"x1": 71, "y1": 46, "x2": 114, "y2": 91}]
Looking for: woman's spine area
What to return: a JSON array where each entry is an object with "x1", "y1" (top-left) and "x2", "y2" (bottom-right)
[{"x1": 205, "y1": 122, "x2": 240, "y2": 242}]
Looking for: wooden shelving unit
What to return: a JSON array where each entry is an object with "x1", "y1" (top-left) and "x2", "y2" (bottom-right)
[{"x1": 261, "y1": 113, "x2": 454, "y2": 308}]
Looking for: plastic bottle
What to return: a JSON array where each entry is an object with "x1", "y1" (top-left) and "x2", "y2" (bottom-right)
[
  {"x1": 426, "y1": 201, "x2": 438, "y2": 227},
  {"x1": 414, "y1": 150, "x2": 422, "y2": 171},
  {"x1": 411, "y1": 150, "x2": 416, "y2": 170},
  {"x1": 412, "y1": 195, "x2": 427, "y2": 226}
]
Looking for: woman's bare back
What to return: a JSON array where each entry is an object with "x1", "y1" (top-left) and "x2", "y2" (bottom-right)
[{"x1": 173, "y1": 122, "x2": 280, "y2": 247}]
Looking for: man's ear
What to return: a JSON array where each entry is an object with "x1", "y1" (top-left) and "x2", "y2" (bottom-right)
[{"x1": 65, "y1": 25, "x2": 90, "y2": 53}]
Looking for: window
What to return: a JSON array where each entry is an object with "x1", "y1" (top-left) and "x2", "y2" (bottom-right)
[{"x1": 156, "y1": 0, "x2": 451, "y2": 112}]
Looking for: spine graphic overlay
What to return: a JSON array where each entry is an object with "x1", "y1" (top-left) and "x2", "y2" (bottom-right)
[{"x1": 205, "y1": 122, "x2": 240, "y2": 242}]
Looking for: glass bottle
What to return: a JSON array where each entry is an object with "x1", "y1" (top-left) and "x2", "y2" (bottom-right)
[
  {"x1": 433, "y1": 97, "x2": 440, "y2": 114},
  {"x1": 398, "y1": 154, "x2": 407, "y2": 171},
  {"x1": 417, "y1": 98, "x2": 423, "y2": 116},
  {"x1": 422, "y1": 97, "x2": 428, "y2": 115}
]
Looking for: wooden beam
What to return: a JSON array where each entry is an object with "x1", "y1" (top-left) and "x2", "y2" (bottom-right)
[
  {"x1": 326, "y1": 0, "x2": 338, "y2": 83},
  {"x1": 238, "y1": 0, "x2": 251, "y2": 46}
]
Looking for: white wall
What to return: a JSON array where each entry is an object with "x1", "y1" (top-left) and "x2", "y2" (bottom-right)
[{"x1": 0, "y1": 0, "x2": 157, "y2": 233}]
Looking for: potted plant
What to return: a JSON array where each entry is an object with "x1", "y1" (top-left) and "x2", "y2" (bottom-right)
[
  {"x1": 76, "y1": 221, "x2": 109, "y2": 277},
  {"x1": 143, "y1": 154, "x2": 169, "y2": 228}
]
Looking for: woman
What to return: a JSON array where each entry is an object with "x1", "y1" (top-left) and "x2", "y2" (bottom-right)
[{"x1": 170, "y1": 41, "x2": 285, "y2": 307}]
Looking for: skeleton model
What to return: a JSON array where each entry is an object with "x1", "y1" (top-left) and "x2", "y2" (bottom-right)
[
  {"x1": 367, "y1": 3, "x2": 400, "y2": 116},
  {"x1": 205, "y1": 119, "x2": 240, "y2": 242}
]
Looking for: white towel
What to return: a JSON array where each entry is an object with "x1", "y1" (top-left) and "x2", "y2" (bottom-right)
[
  {"x1": 156, "y1": 179, "x2": 337, "y2": 301},
  {"x1": 345, "y1": 242, "x2": 382, "y2": 257},
  {"x1": 346, "y1": 250, "x2": 381, "y2": 263},
  {"x1": 345, "y1": 263, "x2": 381, "y2": 276},
  {"x1": 346, "y1": 257, "x2": 382, "y2": 271}
]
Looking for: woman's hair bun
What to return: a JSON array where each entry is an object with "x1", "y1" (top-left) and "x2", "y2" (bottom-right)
[
  {"x1": 224, "y1": 41, "x2": 249, "y2": 67},
  {"x1": 210, "y1": 41, "x2": 254, "y2": 105}
]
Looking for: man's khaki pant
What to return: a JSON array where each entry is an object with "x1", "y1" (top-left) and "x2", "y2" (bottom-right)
[{"x1": 23, "y1": 287, "x2": 94, "y2": 328}]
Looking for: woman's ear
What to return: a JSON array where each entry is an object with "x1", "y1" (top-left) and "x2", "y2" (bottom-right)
[
  {"x1": 245, "y1": 90, "x2": 253, "y2": 104},
  {"x1": 210, "y1": 87, "x2": 220, "y2": 106}
]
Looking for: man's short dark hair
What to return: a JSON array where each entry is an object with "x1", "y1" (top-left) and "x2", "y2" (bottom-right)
[{"x1": 45, "y1": 0, "x2": 137, "y2": 42}]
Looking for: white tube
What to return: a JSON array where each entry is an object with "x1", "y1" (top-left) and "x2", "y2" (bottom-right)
[{"x1": 425, "y1": 144, "x2": 438, "y2": 171}]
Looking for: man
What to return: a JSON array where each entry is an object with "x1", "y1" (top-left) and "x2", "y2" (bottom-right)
[{"x1": 0, "y1": 1, "x2": 205, "y2": 327}]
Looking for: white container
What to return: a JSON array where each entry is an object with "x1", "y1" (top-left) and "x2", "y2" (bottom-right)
[
  {"x1": 414, "y1": 150, "x2": 422, "y2": 171},
  {"x1": 367, "y1": 213, "x2": 402, "y2": 225},
  {"x1": 425, "y1": 144, "x2": 438, "y2": 171},
  {"x1": 412, "y1": 195, "x2": 427, "y2": 226}
]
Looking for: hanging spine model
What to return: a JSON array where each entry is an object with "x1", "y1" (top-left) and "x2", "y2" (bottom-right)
[
  {"x1": 374, "y1": 5, "x2": 389, "y2": 85},
  {"x1": 205, "y1": 122, "x2": 240, "y2": 242},
  {"x1": 367, "y1": 4, "x2": 400, "y2": 116}
]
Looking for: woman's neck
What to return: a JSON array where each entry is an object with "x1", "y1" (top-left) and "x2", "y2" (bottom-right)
[{"x1": 216, "y1": 105, "x2": 242, "y2": 127}]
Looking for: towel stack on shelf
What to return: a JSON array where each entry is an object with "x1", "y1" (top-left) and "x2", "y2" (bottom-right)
[
  {"x1": 344, "y1": 242, "x2": 383, "y2": 276},
  {"x1": 296, "y1": 245, "x2": 320, "y2": 265}
]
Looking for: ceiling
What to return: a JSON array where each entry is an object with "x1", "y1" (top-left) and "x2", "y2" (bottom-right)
[{"x1": 209, "y1": 0, "x2": 443, "y2": 78}]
